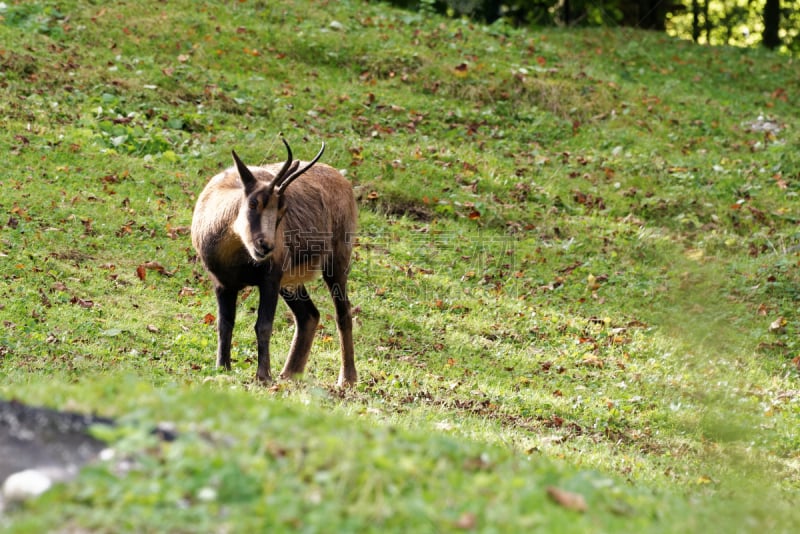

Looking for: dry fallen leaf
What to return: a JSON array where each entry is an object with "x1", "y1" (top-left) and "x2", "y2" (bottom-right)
[
  {"x1": 136, "y1": 261, "x2": 176, "y2": 281},
  {"x1": 179, "y1": 287, "x2": 197, "y2": 297},
  {"x1": 167, "y1": 225, "x2": 191, "y2": 239},
  {"x1": 769, "y1": 317, "x2": 787, "y2": 334},
  {"x1": 546, "y1": 486, "x2": 587, "y2": 513},
  {"x1": 581, "y1": 354, "x2": 604, "y2": 368}
]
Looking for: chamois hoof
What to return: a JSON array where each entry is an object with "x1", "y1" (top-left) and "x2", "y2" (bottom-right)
[
  {"x1": 337, "y1": 371, "x2": 357, "y2": 388},
  {"x1": 277, "y1": 370, "x2": 302, "y2": 381},
  {"x1": 255, "y1": 372, "x2": 273, "y2": 385}
]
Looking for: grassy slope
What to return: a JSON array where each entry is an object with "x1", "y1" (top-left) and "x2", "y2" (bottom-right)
[{"x1": 0, "y1": 0, "x2": 798, "y2": 531}]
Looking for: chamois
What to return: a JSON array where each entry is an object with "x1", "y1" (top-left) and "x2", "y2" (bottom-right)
[{"x1": 191, "y1": 138, "x2": 357, "y2": 386}]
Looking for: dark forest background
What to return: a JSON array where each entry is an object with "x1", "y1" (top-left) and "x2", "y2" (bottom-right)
[{"x1": 387, "y1": 0, "x2": 799, "y2": 54}]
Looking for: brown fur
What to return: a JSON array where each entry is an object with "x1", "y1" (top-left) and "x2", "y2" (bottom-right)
[{"x1": 191, "y1": 148, "x2": 357, "y2": 386}]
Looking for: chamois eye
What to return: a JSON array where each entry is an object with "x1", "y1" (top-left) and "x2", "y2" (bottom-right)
[{"x1": 248, "y1": 199, "x2": 258, "y2": 211}]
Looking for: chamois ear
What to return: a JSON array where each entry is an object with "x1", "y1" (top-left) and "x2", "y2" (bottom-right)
[{"x1": 231, "y1": 150, "x2": 257, "y2": 192}]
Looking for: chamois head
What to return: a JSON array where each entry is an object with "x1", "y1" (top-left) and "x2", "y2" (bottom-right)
[{"x1": 232, "y1": 138, "x2": 325, "y2": 262}]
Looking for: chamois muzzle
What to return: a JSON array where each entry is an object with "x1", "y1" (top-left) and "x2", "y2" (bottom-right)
[{"x1": 253, "y1": 238, "x2": 274, "y2": 261}]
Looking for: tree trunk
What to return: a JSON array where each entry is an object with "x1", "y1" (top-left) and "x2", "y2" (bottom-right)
[{"x1": 763, "y1": 0, "x2": 781, "y2": 49}]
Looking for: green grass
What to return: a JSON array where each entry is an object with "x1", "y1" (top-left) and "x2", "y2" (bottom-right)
[{"x1": 1, "y1": 0, "x2": 798, "y2": 531}]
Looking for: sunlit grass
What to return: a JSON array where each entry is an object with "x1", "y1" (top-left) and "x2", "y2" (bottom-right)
[{"x1": 0, "y1": 0, "x2": 798, "y2": 531}]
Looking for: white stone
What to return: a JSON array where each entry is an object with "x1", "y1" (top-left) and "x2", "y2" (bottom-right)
[{"x1": 2, "y1": 469, "x2": 53, "y2": 503}]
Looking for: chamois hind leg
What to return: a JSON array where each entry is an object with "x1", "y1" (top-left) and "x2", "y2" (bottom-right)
[
  {"x1": 214, "y1": 285, "x2": 238, "y2": 370},
  {"x1": 323, "y1": 268, "x2": 356, "y2": 387},
  {"x1": 279, "y1": 285, "x2": 320, "y2": 379}
]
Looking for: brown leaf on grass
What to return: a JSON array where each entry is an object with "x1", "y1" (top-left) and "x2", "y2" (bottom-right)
[
  {"x1": 136, "y1": 261, "x2": 175, "y2": 281},
  {"x1": 546, "y1": 415, "x2": 564, "y2": 428},
  {"x1": 10, "y1": 205, "x2": 30, "y2": 220},
  {"x1": 572, "y1": 190, "x2": 605, "y2": 210},
  {"x1": 453, "y1": 63, "x2": 469, "y2": 77},
  {"x1": 146, "y1": 324, "x2": 159, "y2": 333},
  {"x1": 556, "y1": 261, "x2": 583, "y2": 276},
  {"x1": 70, "y1": 297, "x2": 94, "y2": 308},
  {"x1": 203, "y1": 313, "x2": 216, "y2": 325},
  {"x1": 546, "y1": 486, "x2": 587, "y2": 513},
  {"x1": 581, "y1": 354, "x2": 604, "y2": 368},
  {"x1": 178, "y1": 287, "x2": 196, "y2": 297},
  {"x1": 13, "y1": 135, "x2": 30, "y2": 146},
  {"x1": 116, "y1": 223, "x2": 132, "y2": 237},
  {"x1": 771, "y1": 87, "x2": 788, "y2": 102},
  {"x1": 166, "y1": 224, "x2": 190, "y2": 239}
]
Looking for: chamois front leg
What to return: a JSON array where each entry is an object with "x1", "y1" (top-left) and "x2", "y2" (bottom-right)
[
  {"x1": 255, "y1": 278, "x2": 281, "y2": 383},
  {"x1": 214, "y1": 286, "x2": 238, "y2": 370}
]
